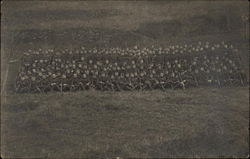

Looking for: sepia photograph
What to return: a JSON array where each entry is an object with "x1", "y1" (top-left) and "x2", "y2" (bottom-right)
[{"x1": 1, "y1": 0, "x2": 249, "y2": 158}]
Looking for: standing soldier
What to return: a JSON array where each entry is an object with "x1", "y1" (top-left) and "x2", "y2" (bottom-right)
[{"x1": 241, "y1": 14, "x2": 249, "y2": 40}]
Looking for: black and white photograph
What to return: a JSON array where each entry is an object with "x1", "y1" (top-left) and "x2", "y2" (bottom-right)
[{"x1": 1, "y1": 0, "x2": 249, "y2": 158}]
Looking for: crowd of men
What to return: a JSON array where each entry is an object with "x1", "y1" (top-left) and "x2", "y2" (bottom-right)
[{"x1": 16, "y1": 41, "x2": 248, "y2": 93}]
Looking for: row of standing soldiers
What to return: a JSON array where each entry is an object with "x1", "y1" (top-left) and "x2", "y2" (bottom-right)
[{"x1": 16, "y1": 44, "x2": 248, "y2": 93}]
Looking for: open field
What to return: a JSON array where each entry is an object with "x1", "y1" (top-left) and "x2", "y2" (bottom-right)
[{"x1": 1, "y1": 87, "x2": 249, "y2": 158}]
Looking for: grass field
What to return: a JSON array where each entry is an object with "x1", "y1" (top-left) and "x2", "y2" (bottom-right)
[{"x1": 1, "y1": 87, "x2": 249, "y2": 158}]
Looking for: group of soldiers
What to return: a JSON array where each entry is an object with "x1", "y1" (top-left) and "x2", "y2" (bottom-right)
[{"x1": 16, "y1": 41, "x2": 248, "y2": 93}]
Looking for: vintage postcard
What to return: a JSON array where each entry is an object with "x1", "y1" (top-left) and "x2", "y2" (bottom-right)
[{"x1": 1, "y1": 0, "x2": 249, "y2": 158}]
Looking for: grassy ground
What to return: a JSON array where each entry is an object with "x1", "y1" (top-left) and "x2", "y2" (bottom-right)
[{"x1": 1, "y1": 87, "x2": 249, "y2": 158}]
